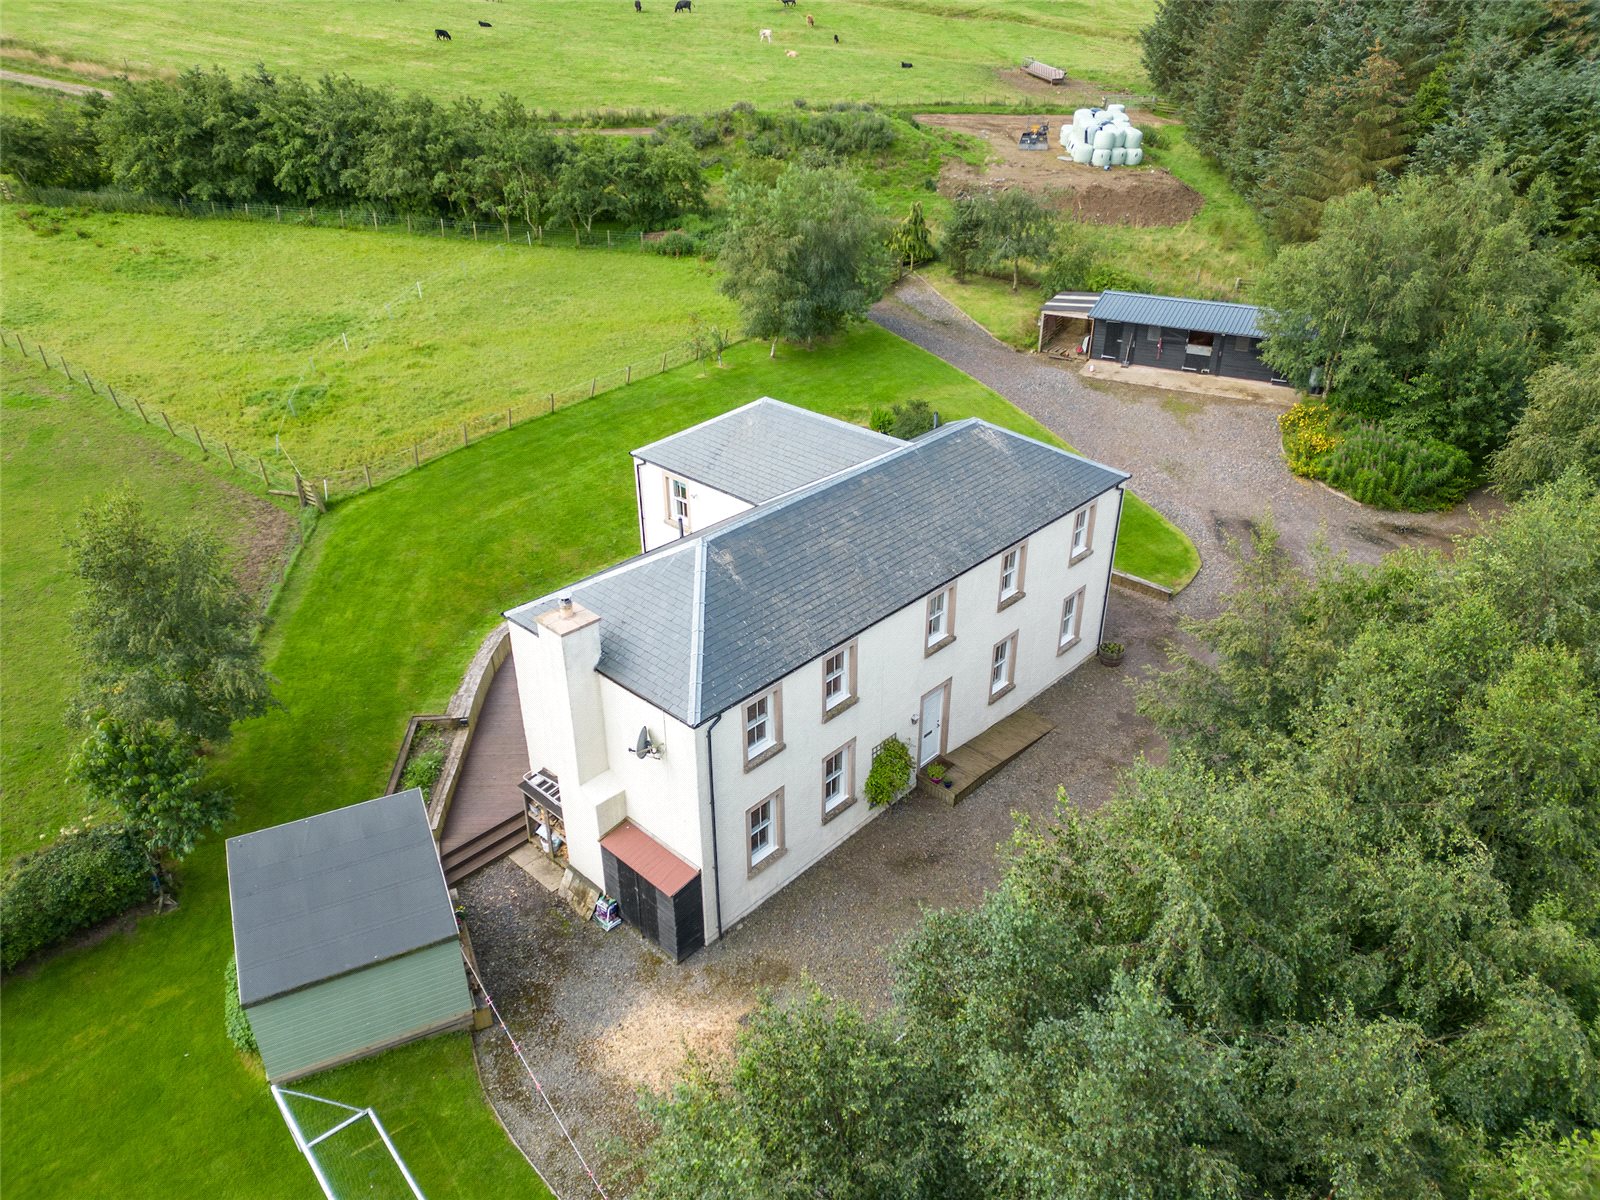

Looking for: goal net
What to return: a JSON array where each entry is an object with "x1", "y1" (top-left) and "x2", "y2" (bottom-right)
[{"x1": 272, "y1": 1085, "x2": 426, "y2": 1199}]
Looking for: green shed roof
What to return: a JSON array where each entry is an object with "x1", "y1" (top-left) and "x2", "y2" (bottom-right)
[{"x1": 227, "y1": 789, "x2": 459, "y2": 1007}]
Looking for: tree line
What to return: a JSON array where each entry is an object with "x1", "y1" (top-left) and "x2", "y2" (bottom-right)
[
  {"x1": 635, "y1": 472, "x2": 1600, "y2": 1198},
  {"x1": 1142, "y1": 0, "x2": 1599, "y2": 265},
  {"x1": 0, "y1": 67, "x2": 706, "y2": 234}
]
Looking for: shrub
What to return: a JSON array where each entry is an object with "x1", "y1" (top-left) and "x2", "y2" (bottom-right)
[
  {"x1": 0, "y1": 822, "x2": 154, "y2": 971},
  {"x1": 869, "y1": 406, "x2": 894, "y2": 434},
  {"x1": 1279, "y1": 400, "x2": 1339, "y2": 477},
  {"x1": 224, "y1": 955, "x2": 258, "y2": 1055},
  {"x1": 888, "y1": 399, "x2": 937, "y2": 439},
  {"x1": 401, "y1": 749, "x2": 446, "y2": 801},
  {"x1": 1319, "y1": 421, "x2": 1474, "y2": 510},
  {"x1": 1041, "y1": 237, "x2": 1097, "y2": 295},
  {"x1": 651, "y1": 230, "x2": 699, "y2": 257},
  {"x1": 1085, "y1": 263, "x2": 1157, "y2": 294},
  {"x1": 865, "y1": 739, "x2": 914, "y2": 808}
]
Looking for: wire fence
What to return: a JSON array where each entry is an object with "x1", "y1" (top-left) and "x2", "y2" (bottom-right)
[
  {"x1": 1, "y1": 325, "x2": 732, "y2": 507},
  {"x1": 12, "y1": 186, "x2": 683, "y2": 254}
]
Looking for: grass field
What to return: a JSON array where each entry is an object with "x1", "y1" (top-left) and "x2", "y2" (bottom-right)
[
  {"x1": 1, "y1": 0, "x2": 1155, "y2": 112},
  {"x1": 2, "y1": 204, "x2": 739, "y2": 472},
  {"x1": 0, "y1": 323, "x2": 1192, "y2": 1197},
  {"x1": 0, "y1": 355, "x2": 300, "y2": 861}
]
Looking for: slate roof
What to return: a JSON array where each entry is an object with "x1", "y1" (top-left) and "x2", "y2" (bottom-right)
[
  {"x1": 508, "y1": 417, "x2": 1129, "y2": 727},
  {"x1": 1089, "y1": 290, "x2": 1266, "y2": 339},
  {"x1": 227, "y1": 789, "x2": 459, "y2": 1007},
  {"x1": 632, "y1": 397, "x2": 902, "y2": 504}
]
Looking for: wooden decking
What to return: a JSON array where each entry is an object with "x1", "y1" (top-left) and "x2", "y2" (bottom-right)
[
  {"x1": 439, "y1": 659, "x2": 529, "y2": 882},
  {"x1": 920, "y1": 707, "x2": 1055, "y2": 804}
]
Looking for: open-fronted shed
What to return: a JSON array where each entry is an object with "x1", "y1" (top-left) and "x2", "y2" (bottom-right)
[{"x1": 1087, "y1": 290, "x2": 1287, "y2": 384}]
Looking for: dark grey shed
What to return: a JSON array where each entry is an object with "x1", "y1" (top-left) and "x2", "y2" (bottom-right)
[
  {"x1": 226, "y1": 789, "x2": 473, "y2": 1081},
  {"x1": 1088, "y1": 290, "x2": 1288, "y2": 384}
]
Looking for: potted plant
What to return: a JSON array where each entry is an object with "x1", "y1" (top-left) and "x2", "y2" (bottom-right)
[
  {"x1": 925, "y1": 761, "x2": 953, "y2": 789},
  {"x1": 1097, "y1": 640, "x2": 1125, "y2": 666}
]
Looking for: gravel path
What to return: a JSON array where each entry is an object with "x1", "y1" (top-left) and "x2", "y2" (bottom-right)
[
  {"x1": 464, "y1": 279, "x2": 1499, "y2": 1195},
  {"x1": 873, "y1": 274, "x2": 1496, "y2": 616},
  {"x1": 0, "y1": 69, "x2": 112, "y2": 97}
]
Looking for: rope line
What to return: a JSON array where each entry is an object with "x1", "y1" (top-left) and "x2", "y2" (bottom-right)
[{"x1": 463, "y1": 955, "x2": 610, "y2": 1200}]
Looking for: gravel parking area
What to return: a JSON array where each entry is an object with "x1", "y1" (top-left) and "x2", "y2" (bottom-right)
[{"x1": 463, "y1": 281, "x2": 1498, "y2": 1195}]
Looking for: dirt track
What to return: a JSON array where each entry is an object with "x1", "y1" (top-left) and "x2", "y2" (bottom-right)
[{"x1": 920, "y1": 112, "x2": 1202, "y2": 226}]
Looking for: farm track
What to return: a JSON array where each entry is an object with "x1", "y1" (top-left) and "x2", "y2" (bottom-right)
[{"x1": 0, "y1": 68, "x2": 110, "y2": 96}]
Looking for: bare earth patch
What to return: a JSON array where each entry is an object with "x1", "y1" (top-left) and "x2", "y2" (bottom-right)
[{"x1": 921, "y1": 111, "x2": 1202, "y2": 227}]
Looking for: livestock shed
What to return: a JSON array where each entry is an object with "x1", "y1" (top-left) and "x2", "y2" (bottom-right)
[
  {"x1": 1038, "y1": 291, "x2": 1100, "y2": 352},
  {"x1": 227, "y1": 788, "x2": 473, "y2": 1082},
  {"x1": 1088, "y1": 290, "x2": 1288, "y2": 384}
]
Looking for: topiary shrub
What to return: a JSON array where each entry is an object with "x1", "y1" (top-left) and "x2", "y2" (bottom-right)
[
  {"x1": 224, "y1": 954, "x2": 259, "y2": 1055},
  {"x1": 1319, "y1": 421, "x2": 1474, "y2": 511},
  {"x1": 0, "y1": 822, "x2": 154, "y2": 971},
  {"x1": 865, "y1": 738, "x2": 914, "y2": 808}
]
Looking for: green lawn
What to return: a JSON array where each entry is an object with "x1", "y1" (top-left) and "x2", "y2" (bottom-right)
[
  {"x1": 1, "y1": 204, "x2": 739, "y2": 473},
  {"x1": 0, "y1": 322, "x2": 1192, "y2": 1198},
  {"x1": 0, "y1": 354, "x2": 299, "y2": 861},
  {"x1": 918, "y1": 264, "x2": 1044, "y2": 350},
  {"x1": 0, "y1": 0, "x2": 1155, "y2": 113}
]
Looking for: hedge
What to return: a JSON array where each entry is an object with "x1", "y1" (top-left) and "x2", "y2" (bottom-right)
[
  {"x1": 224, "y1": 955, "x2": 259, "y2": 1055},
  {"x1": 1, "y1": 823, "x2": 155, "y2": 971}
]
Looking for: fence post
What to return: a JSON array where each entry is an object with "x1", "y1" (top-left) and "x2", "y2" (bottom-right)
[
  {"x1": 84, "y1": 372, "x2": 97, "y2": 393},
  {"x1": 108, "y1": 386, "x2": 123, "y2": 409},
  {"x1": 440, "y1": 217, "x2": 445, "y2": 235},
  {"x1": 607, "y1": 230, "x2": 612, "y2": 248},
  {"x1": 640, "y1": 230, "x2": 645, "y2": 247},
  {"x1": 506, "y1": 408, "x2": 512, "y2": 431},
  {"x1": 160, "y1": 411, "x2": 175, "y2": 436},
  {"x1": 662, "y1": 351, "x2": 668, "y2": 371},
  {"x1": 224, "y1": 442, "x2": 236, "y2": 469},
  {"x1": 462, "y1": 423, "x2": 469, "y2": 447},
  {"x1": 276, "y1": 204, "x2": 282, "y2": 221},
  {"x1": 259, "y1": 457, "x2": 271, "y2": 489},
  {"x1": 245, "y1": 203, "x2": 249, "y2": 217},
  {"x1": 323, "y1": 479, "x2": 328, "y2": 504},
  {"x1": 527, "y1": 230, "x2": 532, "y2": 246},
  {"x1": 407, "y1": 216, "x2": 413, "y2": 234},
  {"x1": 590, "y1": 377, "x2": 597, "y2": 398},
  {"x1": 416, "y1": 281, "x2": 423, "y2": 299},
  {"x1": 412, "y1": 444, "x2": 420, "y2": 468},
  {"x1": 372, "y1": 210, "x2": 378, "y2": 229},
  {"x1": 538, "y1": 225, "x2": 543, "y2": 244},
  {"x1": 549, "y1": 393, "x2": 555, "y2": 414},
  {"x1": 193, "y1": 424, "x2": 207, "y2": 455},
  {"x1": 342, "y1": 332, "x2": 349, "y2": 351},
  {"x1": 472, "y1": 222, "x2": 478, "y2": 241},
  {"x1": 626, "y1": 365, "x2": 631, "y2": 385},
  {"x1": 364, "y1": 464, "x2": 373, "y2": 490},
  {"x1": 132, "y1": 396, "x2": 149, "y2": 423},
  {"x1": 340, "y1": 208, "x2": 345, "y2": 226},
  {"x1": 61, "y1": 359, "x2": 72, "y2": 381}
]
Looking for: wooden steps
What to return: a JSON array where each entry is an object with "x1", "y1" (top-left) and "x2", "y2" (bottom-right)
[
  {"x1": 441, "y1": 812, "x2": 525, "y2": 884},
  {"x1": 919, "y1": 708, "x2": 1055, "y2": 805}
]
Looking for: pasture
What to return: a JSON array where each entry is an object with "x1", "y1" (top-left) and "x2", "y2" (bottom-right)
[
  {"x1": 0, "y1": 354, "x2": 299, "y2": 861},
  {"x1": 0, "y1": 0, "x2": 1156, "y2": 112},
  {"x1": 2, "y1": 204, "x2": 739, "y2": 472}
]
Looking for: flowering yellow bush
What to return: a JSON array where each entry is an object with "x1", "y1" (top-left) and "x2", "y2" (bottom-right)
[{"x1": 1279, "y1": 400, "x2": 1338, "y2": 478}]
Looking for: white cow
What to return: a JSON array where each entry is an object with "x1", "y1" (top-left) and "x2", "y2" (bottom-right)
[{"x1": 759, "y1": 28, "x2": 772, "y2": 42}]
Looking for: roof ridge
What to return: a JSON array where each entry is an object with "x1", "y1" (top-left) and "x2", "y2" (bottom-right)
[
  {"x1": 504, "y1": 535, "x2": 701, "y2": 627},
  {"x1": 1100, "y1": 287, "x2": 1261, "y2": 312}
]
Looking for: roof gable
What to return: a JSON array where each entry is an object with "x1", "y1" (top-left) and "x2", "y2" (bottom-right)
[
  {"x1": 226, "y1": 790, "x2": 459, "y2": 1006},
  {"x1": 510, "y1": 417, "x2": 1128, "y2": 726},
  {"x1": 632, "y1": 397, "x2": 900, "y2": 503}
]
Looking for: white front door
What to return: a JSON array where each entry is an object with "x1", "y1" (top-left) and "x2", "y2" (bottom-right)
[{"x1": 918, "y1": 684, "x2": 946, "y2": 766}]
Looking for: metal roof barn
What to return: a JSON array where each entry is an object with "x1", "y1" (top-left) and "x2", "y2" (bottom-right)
[
  {"x1": 227, "y1": 789, "x2": 472, "y2": 1081},
  {"x1": 1088, "y1": 290, "x2": 1267, "y2": 338}
]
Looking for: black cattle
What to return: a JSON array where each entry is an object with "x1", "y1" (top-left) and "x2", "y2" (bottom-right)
[
  {"x1": 781, "y1": 0, "x2": 797, "y2": 6},
  {"x1": 478, "y1": 20, "x2": 492, "y2": 26},
  {"x1": 674, "y1": 0, "x2": 691, "y2": 10},
  {"x1": 635, "y1": 0, "x2": 643, "y2": 9},
  {"x1": 833, "y1": 33, "x2": 839, "y2": 42},
  {"x1": 435, "y1": 28, "x2": 451, "y2": 39},
  {"x1": 900, "y1": 60, "x2": 913, "y2": 68}
]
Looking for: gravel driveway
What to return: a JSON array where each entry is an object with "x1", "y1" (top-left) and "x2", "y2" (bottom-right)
[{"x1": 462, "y1": 279, "x2": 1497, "y2": 1196}]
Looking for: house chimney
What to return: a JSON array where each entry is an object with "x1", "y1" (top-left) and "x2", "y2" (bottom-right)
[{"x1": 530, "y1": 600, "x2": 609, "y2": 784}]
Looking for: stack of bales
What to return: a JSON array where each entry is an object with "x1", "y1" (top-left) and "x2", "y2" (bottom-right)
[{"x1": 1061, "y1": 105, "x2": 1144, "y2": 168}]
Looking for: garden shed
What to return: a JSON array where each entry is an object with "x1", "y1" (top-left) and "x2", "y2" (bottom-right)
[
  {"x1": 1037, "y1": 291, "x2": 1099, "y2": 352},
  {"x1": 226, "y1": 788, "x2": 472, "y2": 1083},
  {"x1": 1088, "y1": 290, "x2": 1287, "y2": 384}
]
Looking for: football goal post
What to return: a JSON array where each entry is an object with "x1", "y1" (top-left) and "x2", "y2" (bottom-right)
[{"x1": 271, "y1": 1085, "x2": 426, "y2": 1200}]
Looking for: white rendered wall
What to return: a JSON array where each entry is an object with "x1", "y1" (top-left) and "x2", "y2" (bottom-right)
[
  {"x1": 634, "y1": 459, "x2": 753, "y2": 553},
  {"x1": 701, "y1": 486, "x2": 1124, "y2": 936},
  {"x1": 509, "y1": 622, "x2": 704, "y2": 891}
]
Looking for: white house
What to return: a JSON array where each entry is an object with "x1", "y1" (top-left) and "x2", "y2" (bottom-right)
[{"x1": 506, "y1": 399, "x2": 1128, "y2": 960}]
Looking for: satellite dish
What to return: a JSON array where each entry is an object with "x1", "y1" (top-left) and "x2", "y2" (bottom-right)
[{"x1": 634, "y1": 727, "x2": 662, "y2": 759}]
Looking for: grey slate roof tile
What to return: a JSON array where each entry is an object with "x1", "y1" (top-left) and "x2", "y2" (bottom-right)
[
  {"x1": 632, "y1": 397, "x2": 900, "y2": 503},
  {"x1": 1089, "y1": 289, "x2": 1266, "y2": 339},
  {"x1": 508, "y1": 413, "x2": 1129, "y2": 726},
  {"x1": 226, "y1": 789, "x2": 458, "y2": 1007}
]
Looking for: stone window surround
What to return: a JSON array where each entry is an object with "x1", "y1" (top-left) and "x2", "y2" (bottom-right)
[
  {"x1": 664, "y1": 474, "x2": 691, "y2": 532},
  {"x1": 742, "y1": 686, "x2": 785, "y2": 772},
  {"x1": 1070, "y1": 502, "x2": 1098, "y2": 565},
  {"x1": 746, "y1": 787, "x2": 786, "y2": 876},
  {"x1": 820, "y1": 738, "x2": 857, "y2": 824},
  {"x1": 925, "y1": 583, "x2": 958, "y2": 657},
  {"x1": 1058, "y1": 587, "x2": 1087, "y2": 655},
  {"x1": 997, "y1": 539, "x2": 1029, "y2": 611},
  {"x1": 821, "y1": 640, "x2": 859, "y2": 723},
  {"x1": 989, "y1": 630, "x2": 1019, "y2": 704}
]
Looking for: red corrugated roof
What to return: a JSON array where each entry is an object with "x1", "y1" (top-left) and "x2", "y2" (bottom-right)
[{"x1": 599, "y1": 820, "x2": 699, "y2": 897}]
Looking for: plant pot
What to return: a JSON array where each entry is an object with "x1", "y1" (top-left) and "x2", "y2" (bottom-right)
[
  {"x1": 941, "y1": 780, "x2": 953, "y2": 789},
  {"x1": 1097, "y1": 645, "x2": 1125, "y2": 667}
]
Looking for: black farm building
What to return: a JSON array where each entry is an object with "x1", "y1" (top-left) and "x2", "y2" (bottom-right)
[{"x1": 1086, "y1": 290, "x2": 1288, "y2": 385}]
